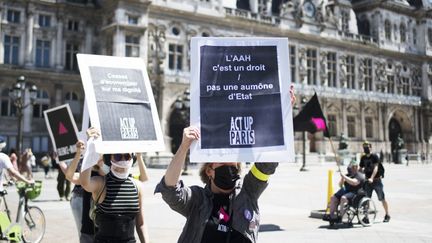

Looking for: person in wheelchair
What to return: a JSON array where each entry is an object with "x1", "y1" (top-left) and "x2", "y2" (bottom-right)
[{"x1": 328, "y1": 160, "x2": 365, "y2": 224}]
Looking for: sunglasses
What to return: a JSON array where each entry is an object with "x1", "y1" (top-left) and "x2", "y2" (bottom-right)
[{"x1": 112, "y1": 153, "x2": 132, "y2": 162}]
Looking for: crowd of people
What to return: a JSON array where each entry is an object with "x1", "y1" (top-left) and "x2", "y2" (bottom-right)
[{"x1": 0, "y1": 86, "x2": 396, "y2": 243}]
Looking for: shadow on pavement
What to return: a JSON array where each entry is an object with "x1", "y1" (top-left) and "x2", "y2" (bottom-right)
[{"x1": 259, "y1": 224, "x2": 284, "y2": 232}]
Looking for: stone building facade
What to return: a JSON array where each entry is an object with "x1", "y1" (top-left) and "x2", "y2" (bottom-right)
[{"x1": 0, "y1": 0, "x2": 431, "y2": 162}]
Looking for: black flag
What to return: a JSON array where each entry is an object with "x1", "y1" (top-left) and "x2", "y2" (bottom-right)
[{"x1": 293, "y1": 93, "x2": 330, "y2": 138}]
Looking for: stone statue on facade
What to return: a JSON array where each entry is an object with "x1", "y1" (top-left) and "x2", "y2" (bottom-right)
[
  {"x1": 339, "y1": 55, "x2": 347, "y2": 88},
  {"x1": 374, "y1": 60, "x2": 386, "y2": 92},
  {"x1": 358, "y1": 58, "x2": 365, "y2": 90},
  {"x1": 316, "y1": 1, "x2": 325, "y2": 31},
  {"x1": 280, "y1": 0, "x2": 300, "y2": 18},
  {"x1": 320, "y1": 51, "x2": 328, "y2": 86},
  {"x1": 298, "y1": 47, "x2": 307, "y2": 83}
]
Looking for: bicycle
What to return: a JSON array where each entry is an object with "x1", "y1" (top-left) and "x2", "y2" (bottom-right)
[{"x1": 0, "y1": 180, "x2": 45, "y2": 242}]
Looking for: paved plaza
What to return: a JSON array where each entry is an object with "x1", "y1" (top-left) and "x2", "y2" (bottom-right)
[{"x1": 5, "y1": 162, "x2": 432, "y2": 243}]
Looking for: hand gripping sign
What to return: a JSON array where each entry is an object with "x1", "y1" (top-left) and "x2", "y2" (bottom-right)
[
  {"x1": 190, "y1": 37, "x2": 295, "y2": 162},
  {"x1": 77, "y1": 54, "x2": 165, "y2": 154}
]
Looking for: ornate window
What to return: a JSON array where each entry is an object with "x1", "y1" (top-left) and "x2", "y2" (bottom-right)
[
  {"x1": 413, "y1": 29, "x2": 417, "y2": 45},
  {"x1": 327, "y1": 52, "x2": 337, "y2": 87},
  {"x1": 364, "y1": 58, "x2": 372, "y2": 91},
  {"x1": 7, "y1": 10, "x2": 20, "y2": 23},
  {"x1": 341, "y1": 11, "x2": 350, "y2": 32},
  {"x1": 67, "y1": 20, "x2": 79, "y2": 31},
  {"x1": 347, "y1": 115, "x2": 356, "y2": 138},
  {"x1": 35, "y1": 40, "x2": 51, "y2": 67},
  {"x1": 33, "y1": 90, "x2": 49, "y2": 118},
  {"x1": 289, "y1": 45, "x2": 296, "y2": 83},
  {"x1": 1, "y1": 89, "x2": 15, "y2": 117},
  {"x1": 127, "y1": 15, "x2": 139, "y2": 25},
  {"x1": 346, "y1": 55, "x2": 355, "y2": 89},
  {"x1": 4, "y1": 35, "x2": 20, "y2": 65},
  {"x1": 306, "y1": 49, "x2": 317, "y2": 85},
  {"x1": 327, "y1": 114, "x2": 337, "y2": 137},
  {"x1": 385, "y1": 20, "x2": 391, "y2": 40},
  {"x1": 65, "y1": 43, "x2": 79, "y2": 71},
  {"x1": 168, "y1": 44, "x2": 183, "y2": 71},
  {"x1": 125, "y1": 35, "x2": 140, "y2": 57},
  {"x1": 38, "y1": 14, "x2": 51, "y2": 27}
]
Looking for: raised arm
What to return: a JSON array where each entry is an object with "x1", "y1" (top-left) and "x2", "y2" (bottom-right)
[
  {"x1": 65, "y1": 140, "x2": 85, "y2": 184},
  {"x1": 164, "y1": 126, "x2": 199, "y2": 187},
  {"x1": 136, "y1": 153, "x2": 149, "y2": 182},
  {"x1": 242, "y1": 162, "x2": 278, "y2": 200},
  {"x1": 80, "y1": 127, "x2": 103, "y2": 194}
]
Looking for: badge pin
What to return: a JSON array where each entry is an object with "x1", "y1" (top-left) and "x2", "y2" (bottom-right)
[{"x1": 244, "y1": 209, "x2": 252, "y2": 221}]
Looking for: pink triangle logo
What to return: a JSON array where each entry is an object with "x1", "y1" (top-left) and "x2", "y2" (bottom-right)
[{"x1": 58, "y1": 122, "x2": 68, "y2": 135}]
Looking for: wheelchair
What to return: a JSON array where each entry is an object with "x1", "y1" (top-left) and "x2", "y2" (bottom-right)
[{"x1": 339, "y1": 189, "x2": 377, "y2": 227}]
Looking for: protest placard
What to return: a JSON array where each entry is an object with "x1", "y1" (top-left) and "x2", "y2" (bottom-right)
[
  {"x1": 44, "y1": 104, "x2": 79, "y2": 163},
  {"x1": 190, "y1": 37, "x2": 295, "y2": 162},
  {"x1": 77, "y1": 54, "x2": 164, "y2": 154}
]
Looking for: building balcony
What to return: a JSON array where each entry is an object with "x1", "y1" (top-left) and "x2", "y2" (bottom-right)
[{"x1": 224, "y1": 7, "x2": 281, "y2": 26}]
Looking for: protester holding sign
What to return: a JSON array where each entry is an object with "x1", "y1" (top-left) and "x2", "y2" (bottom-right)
[
  {"x1": 155, "y1": 87, "x2": 295, "y2": 243},
  {"x1": 156, "y1": 126, "x2": 276, "y2": 243},
  {"x1": 80, "y1": 128, "x2": 148, "y2": 243}
]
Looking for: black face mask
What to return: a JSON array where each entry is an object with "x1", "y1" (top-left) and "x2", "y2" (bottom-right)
[
  {"x1": 213, "y1": 166, "x2": 240, "y2": 190},
  {"x1": 363, "y1": 147, "x2": 370, "y2": 154}
]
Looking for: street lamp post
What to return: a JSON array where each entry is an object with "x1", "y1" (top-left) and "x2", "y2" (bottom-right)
[
  {"x1": 174, "y1": 89, "x2": 190, "y2": 175},
  {"x1": 299, "y1": 97, "x2": 308, "y2": 172},
  {"x1": 9, "y1": 76, "x2": 38, "y2": 164}
]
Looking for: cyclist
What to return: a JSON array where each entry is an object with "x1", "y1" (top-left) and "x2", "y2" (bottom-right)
[{"x1": 0, "y1": 136, "x2": 34, "y2": 190}]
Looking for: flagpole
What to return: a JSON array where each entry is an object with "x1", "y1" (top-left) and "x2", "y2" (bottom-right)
[{"x1": 328, "y1": 137, "x2": 341, "y2": 172}]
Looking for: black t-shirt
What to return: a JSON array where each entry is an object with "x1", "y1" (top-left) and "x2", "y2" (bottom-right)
[
  {"x1": 200, "y1": 193, "x2": 250, "y2": 243},
  {"x1": 360, "y1": 153, "x2": 379, "y2": 179},
  {"x1": 344, "y1": 172, "x2": 365, "y2": 193}
]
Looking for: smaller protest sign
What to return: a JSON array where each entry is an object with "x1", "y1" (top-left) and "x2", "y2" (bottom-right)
[{"x1": 44, "y1": 104, "x2": 79, "y2": 163}]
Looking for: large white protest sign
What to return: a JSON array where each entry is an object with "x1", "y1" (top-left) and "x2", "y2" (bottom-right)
[
  {"x1": 77, "y1": 54, "x2": 165, "y2": 154},
  {"x1": 44, "y1": 104, "x2": 79, "y2": 163},
  {"x1": 190, "y1": 37, "x2": 295, "y2": 162}
]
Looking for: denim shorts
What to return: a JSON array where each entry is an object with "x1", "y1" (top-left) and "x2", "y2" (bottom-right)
[{"x1": 365, "y1": 179, "x2": 385, "y2": 201}]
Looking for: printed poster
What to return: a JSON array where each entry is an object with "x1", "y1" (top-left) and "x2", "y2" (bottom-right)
[
  {"x1": 190, "y1": 37, "x2": 295, "y2": 162},
  {"x1": 77, "y1": 54, "x2": 164, "y2": 154},
  {"x1": 44, "y1": 104, "x2": 79, "y2": 163}
]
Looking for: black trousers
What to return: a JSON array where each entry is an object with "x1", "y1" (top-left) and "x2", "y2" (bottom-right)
[{"x1": 57, "y1": 170, "x2": 71, "y2": 198}]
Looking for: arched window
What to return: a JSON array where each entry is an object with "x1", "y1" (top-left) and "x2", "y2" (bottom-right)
[
  {"x1": 413, "y1": 29, "x2": 417, "y2": 45},
  {"x1": 1, "y1": 89, "x2": 15, "y2": 117},
  {"x1": 385, "y1": 20, "x2": 391, "y2": 40},
  {"x1": 65, "y1": 91, "x2": 78, "y2": 101},
  {"x1": 33, "y1": 89, "x2": 49, "y2": 118},
  {"x1": 400, "y1": 23, "x2": 406, "y2": 43}
]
